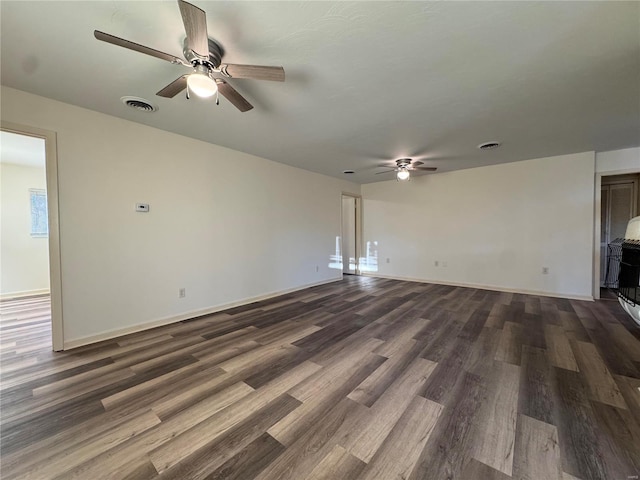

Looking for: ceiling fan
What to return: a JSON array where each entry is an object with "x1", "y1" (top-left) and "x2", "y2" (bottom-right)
[
  {"x1": 376, "y1": 158, "x2": 437, "y2": 181},
  {"x1": 94, "y1": 0, "x2": 285, "y2": 112}
]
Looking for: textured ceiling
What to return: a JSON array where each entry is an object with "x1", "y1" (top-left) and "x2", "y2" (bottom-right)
[{"x1": 1, "y1": 1, "x2": 638, "y2": 183}]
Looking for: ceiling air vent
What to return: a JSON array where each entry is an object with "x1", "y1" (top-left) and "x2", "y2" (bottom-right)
[
  {"x1": 121, "y1": 96, "x2": 158, "y2": 113},
  {"x1": 478, "y1": 141, "x2": 501, "y2": 150}
]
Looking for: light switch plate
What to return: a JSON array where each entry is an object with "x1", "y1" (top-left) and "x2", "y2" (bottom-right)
[{"x1": 136, "y1": 203, "x2": 150, "y2": 212}]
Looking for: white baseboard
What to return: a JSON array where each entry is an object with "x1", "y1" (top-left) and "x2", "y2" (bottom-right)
[
  {"x1": 0, "y1": 289, "x2": 50, "y2": 301},
  {"x1": 361, "y1": 273, "x2": 594, "y2": 302},
  {"x1": 63, "y1": 277, "x2": 342, "y2": 350}
]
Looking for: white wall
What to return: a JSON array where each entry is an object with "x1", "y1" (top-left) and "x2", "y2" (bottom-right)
[
  {"x1": 1, "y1": 86, "x2": 360, "y2": 346},
  {"x1": 362, "y1": 152, "x2": 595, "y2": 299},
  {"x1": 0, "y1": 162, "x2": 50, "y2": 296},
  {"x1": 596, "y1": 147, "x2": 640, "y2": 174}
]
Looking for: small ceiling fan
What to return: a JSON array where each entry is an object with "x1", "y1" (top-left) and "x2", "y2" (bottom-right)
[
  {"x1": 376, "y1": 158, "x2": 437, "y2": 181},
  {"x1": 94, "y1": 0, "x2": 285, "y2": 112}
]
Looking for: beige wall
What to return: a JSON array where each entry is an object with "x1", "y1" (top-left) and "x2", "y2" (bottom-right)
[
  {"x1": 0, "y1": 162, "x2": 50, "y2": 297},
  {"x1": 1, "y1": 86, "x2": 360, "y2": 346},
  {"x1": 362, "y1": 152, "x2": 596, "y2": 299}
]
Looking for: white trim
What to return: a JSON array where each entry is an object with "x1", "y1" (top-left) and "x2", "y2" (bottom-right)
[
  {"x1": 1, "y1": 122, "x2": 64, "y2": 351},
  {"x1": 63, "y1": 277, "x2": 341, "y2": 350},
  {"x1": 361, "y1": 272, "x2": 594, "y2": 302},
  {"x1": 0, "y1": 289, "x2": 50, "y2": 301}
]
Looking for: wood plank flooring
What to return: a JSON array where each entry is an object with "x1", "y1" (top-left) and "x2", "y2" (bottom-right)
[{"x1": 1, "y1": 278, "x2": 639, "y2": 479}]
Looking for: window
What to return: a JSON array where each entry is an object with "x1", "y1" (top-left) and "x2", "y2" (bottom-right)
[{"x1": 30, "y1": 189, "x2": 48, "y2": 237}]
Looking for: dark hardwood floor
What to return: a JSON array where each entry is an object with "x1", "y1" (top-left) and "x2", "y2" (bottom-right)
[{"x1": 1, "y1": 277, "x2": 639, "y2": 479}]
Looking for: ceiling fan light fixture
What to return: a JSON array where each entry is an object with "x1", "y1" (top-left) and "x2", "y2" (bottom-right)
[
  {"x1": 397, "y1": 168, "x2": 410, "y2": 181},
  {"x1": 187, "y1": 66, "x2": 218, "y2": 98}
]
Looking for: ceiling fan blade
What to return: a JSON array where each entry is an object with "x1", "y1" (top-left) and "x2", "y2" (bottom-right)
[
  {"x1": 411, "y1": 160, "x2": 424, "y2": 167},
  {"x1": 221, "y1": 64, "x2": 285, "y2": 82},
  {"x1": 157, "y1": 75, "x2": 189, "y2": 98},
  {"x1": 94, "y1": 30, "x2": 182, "y2": 64},
  {"x1": 413, "y1": 167, "x2": 437, "y2": 171},
  {"x1": 217, "y1": 81, "x2": 253, "y2": 112},
  {"x1": 178, "y1": 0, "x2": 210, "y2": 58}
]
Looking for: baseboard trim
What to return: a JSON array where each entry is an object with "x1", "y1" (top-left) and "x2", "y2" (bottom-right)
[
  {"x1": 0, "y1": 289, "x2": 50, "y2": 301},
  {"x1": 63, "y1": 277, "x2": 342, "y2": 350},
  {"x1": 361, "y1": 273, "x2": 594, "y2": 302}
]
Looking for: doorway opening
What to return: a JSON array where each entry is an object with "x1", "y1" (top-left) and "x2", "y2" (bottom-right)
[
  {"x1": 599, "y1": 173, "x2": 639, "y2": 298},
  {"x1": 341, "y1": 194, "x2": 361, "y2": 276},
  {"x1": 0, "y1": 123, "x2": 63, "y2": 351}
]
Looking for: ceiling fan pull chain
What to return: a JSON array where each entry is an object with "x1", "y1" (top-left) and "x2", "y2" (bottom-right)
[
  {"x1": 186, "y1": 84, "x2": 190, "y2": 100},
  {"x1": 216, "y1": 88, "x2": 220, "y2": 106}
]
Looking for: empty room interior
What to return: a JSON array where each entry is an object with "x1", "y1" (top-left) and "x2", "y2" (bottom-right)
[{"x1": 1, "y1": 1, "x2": 640, "y2": 479}]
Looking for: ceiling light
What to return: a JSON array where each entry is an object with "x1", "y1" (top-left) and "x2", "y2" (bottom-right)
[
  {"x1": 187, "y1": 65, "x2": 218, "y2": 98},
  {"x1": 397, "y1": 168, "x2": 410, "y2": 181}
]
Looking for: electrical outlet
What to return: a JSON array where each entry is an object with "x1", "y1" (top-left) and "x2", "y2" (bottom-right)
[
  {"x1": 386, "y1": 258, "x2": 390, "y2": 264},
  {"x1": 315, "y1": 265, "x2": 319, "y2": 272},
  {"x1": 434, "y1": 260, "x2": 439, "y2": 267},
  {"x1": 179, "y1": 288, "x2": 186, "y2": 298},
  {"x1": 542, "y1": 267, "x2": 549, "y2": 275}
]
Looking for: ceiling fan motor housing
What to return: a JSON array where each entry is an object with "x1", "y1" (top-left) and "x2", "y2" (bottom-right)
[
  {"x1": 183, "y1": 37, "x2": 224, "y2": 67},
  {"x1": 396, "y1": 158, "x2": 412, "y2": 168}
]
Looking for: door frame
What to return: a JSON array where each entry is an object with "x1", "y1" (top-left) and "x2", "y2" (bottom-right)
[
  {"x1": 341, "y1": 193, "x2": 362, "y2": 275},
  {"x1": 2, "y1": 121, "x2": 64, "y2": 351},
  {"x1": 600, "y1": 178, "x2": 639, "y2": 287},
  {"x1": 593, "y1": 169, "x2": 640, "y2": 300}
]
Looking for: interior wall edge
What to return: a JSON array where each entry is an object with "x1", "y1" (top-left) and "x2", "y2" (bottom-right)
[
  {"x1": 361, "y1": 272, "x2": 594, "y2": 302},
  {"x1": 0, "y1": 289, "x2": 51, "y2": 301},
  {"x1": 63, "y1": 276, "x2": 342, "y2": 350}
]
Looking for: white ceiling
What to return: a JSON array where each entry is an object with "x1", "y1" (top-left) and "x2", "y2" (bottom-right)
[
  {"x1": 1, "y1": 2, "x2": 638, "y2": 183},
  {"x1": 0, "y1": 131, "x2": 46, "y2": 168}
]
